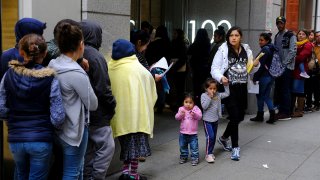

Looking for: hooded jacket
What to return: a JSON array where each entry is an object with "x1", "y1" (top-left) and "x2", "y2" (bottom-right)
[
  {"x1": 80, "y1": 20, "x2": 116, "y2": 126},
  {"x1": 49, "y1": 55, "x2": 98, "y2": 146},
  {"x1": 0, "y1": 18, "x2": 46, "y2": 80},
  {"x1": 108, "y1": 39, "x2": 157, "y2": 138},
  {"x1": 0, "y1": 61, "x2": 65, "y2": 142}
]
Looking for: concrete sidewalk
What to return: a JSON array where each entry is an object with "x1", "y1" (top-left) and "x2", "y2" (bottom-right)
[{"x1": 108, "y1": 110, "x2": 320, "y2": 180}]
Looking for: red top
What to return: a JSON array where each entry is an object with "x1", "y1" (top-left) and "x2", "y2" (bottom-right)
[{"x1": 293, "y1": 41, "x2": 313, "y2": 79}]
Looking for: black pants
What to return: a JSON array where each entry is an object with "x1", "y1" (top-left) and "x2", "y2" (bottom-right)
[
  {"x1": 222, "y1": 83, "x2": 247, "y2": 148},
  {"x1": 305, "y1": 75, "x2": 320, "y2": 108}
]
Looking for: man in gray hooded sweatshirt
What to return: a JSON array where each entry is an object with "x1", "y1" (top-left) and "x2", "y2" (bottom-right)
[{"x1": 80, "y1": 20, "x2": 116, "y2": 180}]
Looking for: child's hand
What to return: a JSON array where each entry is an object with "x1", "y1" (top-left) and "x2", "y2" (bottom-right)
[
  {"x1": 207, "y1": 89, "x2": 214, "y2": 98},
  {"x1": 181, "y1": 110, "x2": 186, "y2": 116}
]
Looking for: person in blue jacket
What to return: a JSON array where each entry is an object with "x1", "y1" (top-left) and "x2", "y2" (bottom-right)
[
  {"x1": 0, "y1": 18, "x2": 46, "y2": 80},
  {"x1": 0, "y1": 34, "x2": 65, "y2": 180}
]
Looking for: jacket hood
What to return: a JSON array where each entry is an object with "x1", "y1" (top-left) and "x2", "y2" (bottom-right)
[
  {"x1": 7, "y1": 60, "x2": 55, "y2": 99},
  {"x1": 48, "y1": 55, "x2": 86, "y2": 75},
  {"x1": 111, "y1": 39, "x2": 135, "y2": 60},
  {"x1": 15, "y1": 18, "x2": 46, "y2": 43},
  {"x1": 80, "y1": 20, "x2": 102, "y2": 50}
]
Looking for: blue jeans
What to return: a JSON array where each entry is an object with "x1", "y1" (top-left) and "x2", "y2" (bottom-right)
[
  {"x1": 203, "y1": 121, "x2": 218, "y2": 155},
  {"x1": 179, "y1": 133, "x2": 199, "y2": 160},
  {"x1": 9, "y1": 142, "x2": 53, "y2": 180},
  {"x1": 56, "y1": 127, "x2": 88, "y2": 180},
  {"x1": 256, "y1": 75, "x2": 274, "y2": 112},
  {"x1": 299, "y1": 62, "x2": 305, "y2": 73}
]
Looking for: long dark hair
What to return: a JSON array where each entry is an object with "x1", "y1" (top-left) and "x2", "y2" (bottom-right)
[
  {"x1": 259, "y1": 32, "x2": 272, "y2": 44},
  {"x1": 194, "y1": 29, "x2": 210, "y2": 45},
  {"x1": 56, "y1": 22, "x2": 83, "y2": 53}
]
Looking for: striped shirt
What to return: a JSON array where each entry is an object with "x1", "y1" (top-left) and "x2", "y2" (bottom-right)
[{"x1": 201, "y1": 86, "x2": 230, "y2": 122}]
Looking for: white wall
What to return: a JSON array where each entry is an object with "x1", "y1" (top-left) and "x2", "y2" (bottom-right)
[{"x1": 19, "y1": 0, "x2": 81, "y2": 41}]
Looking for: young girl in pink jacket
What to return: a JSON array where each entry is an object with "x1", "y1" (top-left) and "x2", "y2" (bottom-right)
[{"x1": 175, "y1": 93, "x2": 202, "y2": 166}]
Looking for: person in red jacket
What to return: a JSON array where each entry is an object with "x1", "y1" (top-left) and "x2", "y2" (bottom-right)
[{"x1": 291, "y1": 30, "x2": 313, "y2": 117}]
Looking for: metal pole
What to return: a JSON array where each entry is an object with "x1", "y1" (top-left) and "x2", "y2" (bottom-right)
[{"x1": 315, "y1": 0, "x2": 318, "y2": 31}]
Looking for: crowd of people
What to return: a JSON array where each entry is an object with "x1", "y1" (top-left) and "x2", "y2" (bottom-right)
[{"x1": 0, "y1": 15, "x2": 319, "y2": 180}]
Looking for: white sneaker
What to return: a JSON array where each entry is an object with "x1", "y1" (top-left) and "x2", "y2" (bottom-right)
[
  {"x1": 231, "y1": 147, "x2": 240, "y2": 161},
  {"x1": 205, "y1": 154, "x2": 215, "y2": 163},
  {"x1": 300, "y1": 72, "x2": 310, "y2": 78}
]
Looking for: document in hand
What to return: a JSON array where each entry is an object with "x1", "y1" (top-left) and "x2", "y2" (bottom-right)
[
  {"x1": 149, "y1": 57, "x2": 169, "y2": 70},
  {"x1": 149, "y1": 57, "x2": 175, "y2": 77}
]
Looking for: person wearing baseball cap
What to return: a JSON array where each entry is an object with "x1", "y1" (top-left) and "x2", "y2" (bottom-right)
[
  {"x1": 273, "y1": 16, "x2": 297, "y2": 121},
  {"x1": 276, "y1": 16, "x2": 286, "y2": 24}
]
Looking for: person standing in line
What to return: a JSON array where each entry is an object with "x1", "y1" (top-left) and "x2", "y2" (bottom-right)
[
  {"x1": 145, "y1": 25, "x2": 171, "y2": 113},
  {"x1": 130, "y1": 29, "x2": 162, "y2": 82},
  {"x1": 48, "y1": 21, "x2": 98, "y2": 179},
  {"x1": 201, "y1": 78, "x2": 229, "y2": 163},
  {"x1": 250, "y1": 33, "x2": 277, "y2": 124},
  {"x1": 80, "y1": 20, "x2": 117, "y2": 180},
  {"x1": 209, "y1": 26, "x2": 226, "y2": 67},
  {"x1": 309, "y1": 30, "x2": 315, "y2": 43},
  {"x1": 169, "y1": 28, "x2": 189, "y2": 112},
  {"x1": 0, "y1": 34, "x2": 65, "y2": 180},
  {"x1": 42, "y1": 19, "x2": 89, "y2": 71},
  {"x1": 108, "y1": 39, "x2": 157, "y2": 180},
  {"x1": 291, "y1": 30, "x2": 313, "y2": 118},
  {"x1": 188, "y1": 29, "x2": 211, "y2": 107},
  {"x1": 0, "y1": 18, "x2": 46, "y2": 80},
  {"x1": 306, "y1": 31, "x2": 320, "y2": 111},
  {"x1": 273, "y1": 16, "x2": 297, "y2": 120},
  {"x1": 175, "y1": 93, "x2": 202, "y2": 166},
  {"x1": 211, "y1": 26, "x2": 260, "y2": 161}
]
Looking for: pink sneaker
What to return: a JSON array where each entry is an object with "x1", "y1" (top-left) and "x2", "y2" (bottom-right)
[{"x1": 205, "y1": 154, "x2": 215, "y2": 163}]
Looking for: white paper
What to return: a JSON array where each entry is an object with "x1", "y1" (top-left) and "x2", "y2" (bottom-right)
[
  {"x1": 149, "y1": 57, "x2": 168, "y2": 70},
  {"x1": 160, "y1": 62, "x2": 175, "y2": 77},
  {"x1": 247, "y1": 79, "x2": 259, "y2": 94},
  {"x1": 263, "y1": 164, "x2": 269, "y2": 169}
]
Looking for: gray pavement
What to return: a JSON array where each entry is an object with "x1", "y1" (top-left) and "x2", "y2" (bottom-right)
[{"x1": 107, "y1": 110, "x2": 320, "y2": 180}]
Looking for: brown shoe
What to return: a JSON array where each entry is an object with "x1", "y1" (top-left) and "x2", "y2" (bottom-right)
[
  {"x1": 138, "y1": 157, "x2": 146, "y2": 162},
  {"x1": 292, "y1": 111, "x2": 303, "y2": 118}
]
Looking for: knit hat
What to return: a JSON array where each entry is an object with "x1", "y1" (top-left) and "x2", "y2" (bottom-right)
[
  {"x1": 15, "y1": 18, "x2": 46, "y2": 43},
  {"x1": 276, "y1": 16, "x2": 286, "y2": 24},
  {"x1": 112, "y1": 39, "x2": 135, "y2": 60}
]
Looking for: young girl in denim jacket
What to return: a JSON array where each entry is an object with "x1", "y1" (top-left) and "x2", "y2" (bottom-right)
[
  {"x1": 175, "y1": 94, "x2": 202, "y2": 166},
  {"x1": 201, "y1": 78, "x2": 229, "y2": 163}
]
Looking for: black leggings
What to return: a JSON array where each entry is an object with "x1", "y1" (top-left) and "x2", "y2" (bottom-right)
[{"x1": 222, "y1": 83, "x2": 247, "y2": 148}]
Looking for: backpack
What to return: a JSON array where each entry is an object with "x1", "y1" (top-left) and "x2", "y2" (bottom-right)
[{"x1": 265, "y1": 49, "x2": 285, "y2": 78}]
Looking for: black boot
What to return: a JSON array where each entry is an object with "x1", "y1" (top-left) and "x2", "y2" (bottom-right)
[
  {"x1": 266, "y1": 110, "x2": 276, "y2": 124},
  {"x1": 250, "y1": 111, "x2": 264, "y2": 122}
]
